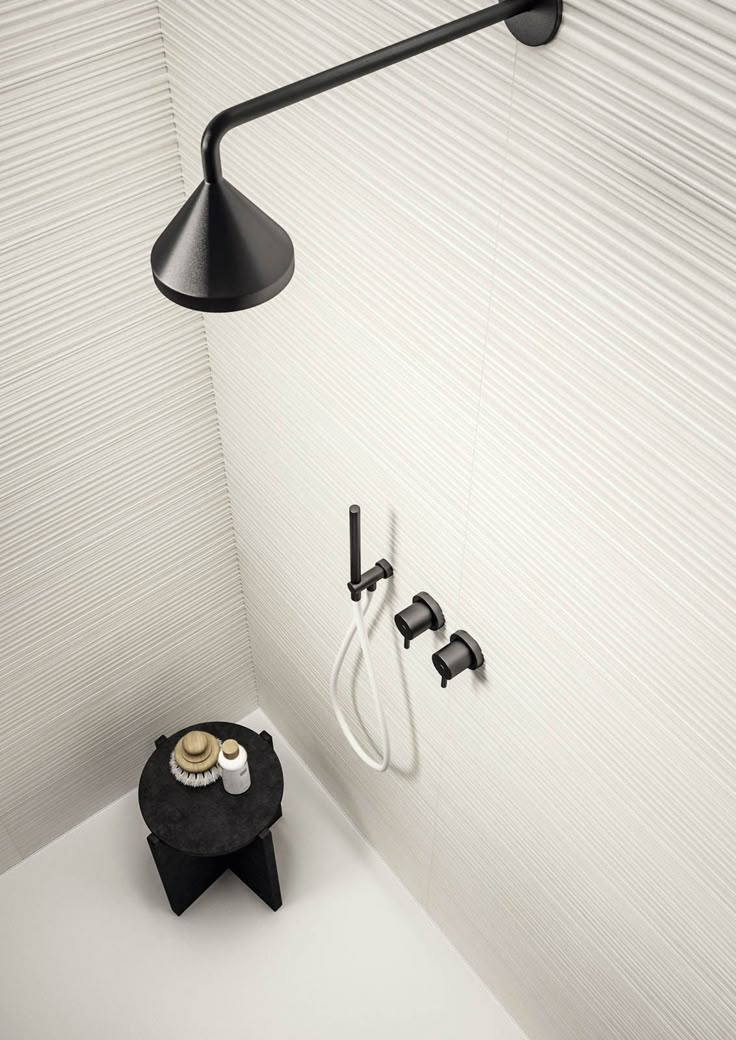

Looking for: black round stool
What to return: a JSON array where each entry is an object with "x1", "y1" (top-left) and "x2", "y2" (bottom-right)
[{"x1": 138, "y1": 722, "x2": 284, "y2": 916}]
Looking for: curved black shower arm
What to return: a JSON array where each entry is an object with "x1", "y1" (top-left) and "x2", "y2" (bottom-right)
[{"x1": 200, "y1": 0, "x2": 536, "y2": 183}]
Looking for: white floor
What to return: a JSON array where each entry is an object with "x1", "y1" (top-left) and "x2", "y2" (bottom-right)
[{"x1": 0, "y1": 709, "x2": 527, "y2": 1040}]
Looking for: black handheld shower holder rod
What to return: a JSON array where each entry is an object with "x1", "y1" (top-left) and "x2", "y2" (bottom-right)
[{"x1": 347, "y1": 505, "x2": 393, "y2": 601}]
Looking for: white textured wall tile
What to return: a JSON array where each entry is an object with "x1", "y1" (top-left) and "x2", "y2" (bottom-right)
[
  {"x1": 0, "y1": 818, "x2": 21, "y2": 875},
  {"x1": 159, "y1": 1, "x2": 736, "y2": 1038},
  {"x1": 427, "y1": 3, "x2": 736, "y2": 1038},
  {"x1": 0, "y1": 0, "x2": 255, "y2": 867}
]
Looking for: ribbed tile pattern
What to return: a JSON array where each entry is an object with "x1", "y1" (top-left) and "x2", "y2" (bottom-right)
[
  {"x1": 427, "y1": 5, "x2": 736, "y2": 1039},
  {"x1": 0, "y1": 0, "x2": 255, "y2": 870},
  {"x1": 159, "y1": 2, "x2": 736, "y2": 1038}
]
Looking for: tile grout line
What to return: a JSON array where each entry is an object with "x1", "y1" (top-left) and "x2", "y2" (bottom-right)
[
  {"x1": 422, "y1": 37, "x2": 522, "y2": 910},
  {"x1": 155, "y1": 0, "x2": 259, "y2": 709}
]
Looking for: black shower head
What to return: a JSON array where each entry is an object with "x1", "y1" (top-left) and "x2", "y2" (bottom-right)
[
  {"x1": 150, "y1": 1, "x2": 562, "y2": 313},
  {"x1": 150, "y1": 178, "x2": 294, "y2": 312}
]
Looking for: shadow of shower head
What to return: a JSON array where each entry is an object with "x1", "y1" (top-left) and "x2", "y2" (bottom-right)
[
  {"x1": 150, "y1": 1, "x2": 562, "y2": 313},
  {"x1": 151, "y1": 178, "x2": 294, "y2": 312}
]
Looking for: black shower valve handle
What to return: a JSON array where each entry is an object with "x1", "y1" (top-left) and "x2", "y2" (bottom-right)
[
  {"x1": 393, "y1": 592, "x2": 445, "y2": 649},
  {"x1": 432, "y1": 630, "x2": 484, "y2": 688}
]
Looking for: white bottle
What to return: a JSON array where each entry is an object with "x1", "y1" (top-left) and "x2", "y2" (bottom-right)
[{"x1": 218, "y1": 738, "x2": 251, "y2": 795}]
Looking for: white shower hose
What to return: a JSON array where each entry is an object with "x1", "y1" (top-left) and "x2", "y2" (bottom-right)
[{"x1": 329, "y1": 590, "x2": 390, "y2": 772}]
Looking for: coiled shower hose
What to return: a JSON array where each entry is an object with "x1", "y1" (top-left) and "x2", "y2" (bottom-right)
[{"x1": 329, "y1": 590, "x2": 390, "y2": 772}]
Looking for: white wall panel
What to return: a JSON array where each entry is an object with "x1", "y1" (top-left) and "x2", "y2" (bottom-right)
[
  {"x1": 160, "y1": 2, "x2": 735, "y2": 1037},
  {"x1": 0, "y1": 0, "x2": 256, "y2": 869},
  {"x1": 425, "y1": 6, "x2": 736, "y2": 1037}
]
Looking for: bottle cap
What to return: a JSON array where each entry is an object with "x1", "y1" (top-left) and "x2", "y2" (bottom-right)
[{"x1": 222, "y1": 739, "x2": 240, "y2": 760}]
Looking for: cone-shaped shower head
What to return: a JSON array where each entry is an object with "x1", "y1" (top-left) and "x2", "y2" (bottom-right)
[{"x1": 151, "y1": 178, "x2": 294, "y2": 312}]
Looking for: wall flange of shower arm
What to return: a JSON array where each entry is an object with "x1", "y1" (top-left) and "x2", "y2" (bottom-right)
[{"x1": 151, "y1": 0, "x2": 563, "y2": 312}]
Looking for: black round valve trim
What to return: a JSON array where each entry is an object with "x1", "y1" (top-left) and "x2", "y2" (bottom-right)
[
  {"x1": 394, "y1": 592, "x2": 445, "y2": 649},
  {"x1": 432, "y1": 630, "x2": 484, "y2": 688}
]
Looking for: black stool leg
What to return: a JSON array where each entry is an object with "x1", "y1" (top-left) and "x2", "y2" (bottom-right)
[
  {"x1": 147, "y1": 834, "x2": 227, "y2": 916},
  {"x1": 228, "y1": 828, "x2": 282, "y2": 911}
]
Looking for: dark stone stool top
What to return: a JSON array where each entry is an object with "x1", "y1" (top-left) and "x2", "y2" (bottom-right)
[{"x1": 138, "y1": 722, "x2": 284, "y2": 858}]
